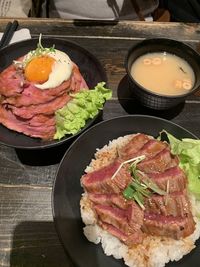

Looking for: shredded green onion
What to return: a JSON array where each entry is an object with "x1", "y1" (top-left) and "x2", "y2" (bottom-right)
[
  {"x1": 111, "y1": 155, "x2": 145, "y2": 180},
  {"x1": 122, "y1": 157, "x2": 167, "y2": 209}
]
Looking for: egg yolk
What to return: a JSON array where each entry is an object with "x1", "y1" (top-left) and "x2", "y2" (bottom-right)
[{"x1": 24, "y1": 56, "x2": 55, "y2": 83}]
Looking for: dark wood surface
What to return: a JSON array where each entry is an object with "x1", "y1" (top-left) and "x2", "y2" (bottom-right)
[{"x1": 0, "y1": 18, "x2": 200, "y2": 267}]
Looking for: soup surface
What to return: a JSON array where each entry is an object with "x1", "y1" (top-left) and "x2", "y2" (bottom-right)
[{"x1": 130, "y1": 52, "x2": 195, "y2": 96}]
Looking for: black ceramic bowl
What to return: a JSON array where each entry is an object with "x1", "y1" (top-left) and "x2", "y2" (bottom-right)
[
  {"x1": 125, "y1": 38, "x2": 200, "y2": 110},
  {"x1": 0, "y1": 37, "x2": 107, "y2": 149},
  {"x1": 52, "y1": 115, "x2": 199, "y2": 267}
]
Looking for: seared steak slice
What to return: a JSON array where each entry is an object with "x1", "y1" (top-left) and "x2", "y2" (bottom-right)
[
  {"x1": 90, "y1": 195, "x2": 143, "y2": 230},
  {"x1": 82, "y1": 160, "x2": 132, "y2": 193},
  {"x1": 88, "y1": 193, "x2": 130, "y2": 209},
  {"x1": 148, "y1": 166, "x2": 187, "y2": 193},
  {"x1": 135, "y1": 139, "x2": 167, "y2": 159},
  {"x1": 82, "y1": 133, "x2": 196, "y2": 245},
  {"x1": 125, "y1": 139, "x2": 168, "y2": 161},
  {"x1": 119, "y1": 133, "x2": 150, "y2": 160},
  {"x1": 88, "y1": 193, "x2": 144, "y2": 245},
  {"x1": 138, "y1": 148, "x2": 178, "y2": 173},
  {"x1": 143, "y1": 213, "x2": 195, "y2": 239},
  {"x1": 144, "y1": 190, "x2": 191, "y2": 217},
  {"x1": 99, "y1": 222, "x2": 144, "y2": 245},
  {"x1": 136, "y1": 139, "x2": 167, "y2": 158},
  {"x1": 94, "y1": 204, "x2": 138, "y2": 234}
]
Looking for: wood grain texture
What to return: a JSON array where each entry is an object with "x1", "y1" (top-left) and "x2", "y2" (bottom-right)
[
  {"x1": 0, "y1": 186, "x2": 72, "y2": 267},
  {"x1": 0, "y1": 18, "x2": 200, "y2": 267},
  {"x1": 1, "y1": 19, "x2": 200, "y2": 40}
]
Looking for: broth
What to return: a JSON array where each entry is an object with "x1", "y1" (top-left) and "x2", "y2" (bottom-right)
[{"x1": 130, "y1": 52, "x2": 195, "y2": 96}]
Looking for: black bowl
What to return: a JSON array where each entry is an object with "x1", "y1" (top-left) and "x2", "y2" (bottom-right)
[
  {"x1": 125, "y1": 38, "x2": 200, "y2": 110},
  {"x1": 52, "y1": 115, "x2": 199, "y2": 267},
  {"x1": 0, "y1": 37, "x2": 107, "y2": 149}
]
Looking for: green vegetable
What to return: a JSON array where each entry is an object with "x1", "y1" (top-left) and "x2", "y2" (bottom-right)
[
  {"x1": 160, "y1": 130, "x2": 200, "y2": 199},
  {"x1": 122, "y1": 157, "x2": 166, "y2": 209},
  {"x1": 54, "y1": 82, "x2": 112, "y2": 140},
  {"x1": 111, "y1": 155, "x2": 145, "y2": 180}
]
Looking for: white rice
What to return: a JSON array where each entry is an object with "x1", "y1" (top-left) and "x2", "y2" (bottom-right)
[{"x1": 80, "y1": 134, "x2": 200, "y2": 267}]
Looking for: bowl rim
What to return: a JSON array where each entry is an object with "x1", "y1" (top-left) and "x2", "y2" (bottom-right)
[
  {"x1": 125, "y1": 37, "x2": 200, "y2": 99},
  {"x1": 0, "y1": 37, "x2": 107, "y2": 149},
  {"x1": 51, "y1": 114, "x2": 199, "y2": 267}
]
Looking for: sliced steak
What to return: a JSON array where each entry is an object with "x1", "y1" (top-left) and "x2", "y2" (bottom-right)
[
  {"x1": 123, "y1": 139, "x2": 168, "y2": 161},
  {"x1": 143, "y1": 213, "x2": 195, "y2": 239},
  {"x1": 82, "y1": 160, "x2": 132, "y2": 193},
  {"x1": 88, "y1": 193, "x2": 130, "y2": 209},
  {"x1": 127, "y1": 202, "x2": 144, "y2": 230},
  {"x1": 118, "y1": 133, "x2": 151, "y2": 160},
  {"x1": 82, "y1": 133, "x2": 195, "y2": 245},
  {"x1": 144, "y1": 190, "x2": 191, "y2": 217},
  {"x1": 94, "y1": 204, "x2": 137, "y2": 234},
  {"x1": 135, "y1": 139, "x2": 167, "y2": 159},
  {"x1": 147, "y1": 166, "x2": 187, "y2": 193},
  {"x1": 99, "y1": 222, "x2": 144, "y2": 245},
  {"x1": 90, "y1": 195, "x2": 144, "y2": 231},
  {"x1": 138, "y1": 148, "x2": 179, "y2": 173}
]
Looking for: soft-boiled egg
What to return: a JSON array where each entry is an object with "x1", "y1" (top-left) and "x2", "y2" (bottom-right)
[{"x1": 23, "y1": 49, "x2": 73, "y2": 89}]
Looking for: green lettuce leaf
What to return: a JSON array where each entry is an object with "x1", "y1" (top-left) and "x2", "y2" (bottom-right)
[
  {"x1": 160, "y1": 130, "x2": 200, "y2": 199},
  {"x1": 54, "y1": 82, "x2": 112, "y2": 140}
]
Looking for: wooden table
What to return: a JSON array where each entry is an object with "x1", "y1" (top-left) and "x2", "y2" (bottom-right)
[{"x1": 0, "y1": 18, "x2": 200, "y2": 267}]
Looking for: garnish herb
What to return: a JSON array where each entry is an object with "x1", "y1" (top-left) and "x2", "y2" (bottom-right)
[
  {"x1": 138, "y1": 172, "x2": 167, "y2": 195},
  {"x1": 111, "y1": 155, "x2": 145, "y2": 180},
  {"x1": 26, "y1": 34, "x2": 55, "y2": 62},
  {"x1": 122, "y1": 157, "x2": 166, "y2": 210}
]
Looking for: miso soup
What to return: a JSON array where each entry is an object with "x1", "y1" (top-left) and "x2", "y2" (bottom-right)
[{"x1": 130, "y1": 52, "x2": 195, "y2": 96}]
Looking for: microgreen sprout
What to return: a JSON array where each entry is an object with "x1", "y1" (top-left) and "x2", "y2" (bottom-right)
[{"x1": 23, "y1": 33, "x2": 56, "y2": 65}]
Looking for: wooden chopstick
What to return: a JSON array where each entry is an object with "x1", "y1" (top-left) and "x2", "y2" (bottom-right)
[{"x1": 0, "y1": 20, "x2": 19, "y2": 49}]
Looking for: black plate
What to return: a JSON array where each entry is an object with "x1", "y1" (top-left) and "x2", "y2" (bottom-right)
[
  {"x1": 52, "y1": 115, "x2": 200, "y2": 267},
  {"x1": 0, "y1": 37, "x2": 107, "y2": 149}
]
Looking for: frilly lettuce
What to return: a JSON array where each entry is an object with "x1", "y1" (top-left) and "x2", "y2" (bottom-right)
[
  {"x1": 54, "y1": 82, "x2": 112, "y2": 140},
  {"x1": 160, "y1": 130, "x2": 200, "y2": 200}
]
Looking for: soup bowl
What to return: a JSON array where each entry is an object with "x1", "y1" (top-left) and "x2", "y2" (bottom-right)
[{"x1": 125, "y1": 38, "x2": 200, "y2": 110}]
